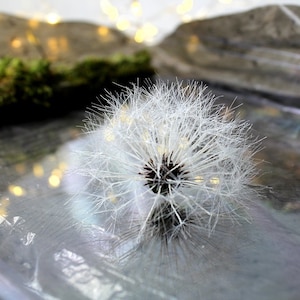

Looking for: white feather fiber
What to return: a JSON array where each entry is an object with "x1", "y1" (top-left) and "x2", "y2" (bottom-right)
[{"x1": 67, "y1": 79, "x2": 262, "y2": 273}]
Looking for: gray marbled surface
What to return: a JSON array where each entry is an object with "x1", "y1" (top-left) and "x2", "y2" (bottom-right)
[{"x1": 151, "y1": 5, "x2": 300, "y2": 108}]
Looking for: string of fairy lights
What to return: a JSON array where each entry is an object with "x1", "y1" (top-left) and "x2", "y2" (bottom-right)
[
  {"x1": 45, "y1": 0, "x2": 204, "y2": 44},
  {"x1": 2, "y1": 0, "x2": 300, "y2": 44},
  {"x1": 1, "y1": 0, "x2": 267, "y2": 45},
  {"x1": 99, "y1": 0, "x2": 197, "y2": 44}
]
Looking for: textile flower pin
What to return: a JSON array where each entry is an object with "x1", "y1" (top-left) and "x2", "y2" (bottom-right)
[{"x1": 69, "y1": 80, "x2": 261, "y2": 264}]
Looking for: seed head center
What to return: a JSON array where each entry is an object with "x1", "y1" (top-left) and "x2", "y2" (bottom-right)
[{"x1": 142, "y1": 153, "x2": 188, "y2": 195}]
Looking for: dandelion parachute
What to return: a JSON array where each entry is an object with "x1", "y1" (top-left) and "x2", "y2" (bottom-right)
[{"x1": 67, "y1": 80, "x2": 262, "y2": 268}]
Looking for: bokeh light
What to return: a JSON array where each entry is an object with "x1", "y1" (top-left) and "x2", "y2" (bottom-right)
[{"x1": 1, "y1": 0, "x2": 299, "y2": 44}]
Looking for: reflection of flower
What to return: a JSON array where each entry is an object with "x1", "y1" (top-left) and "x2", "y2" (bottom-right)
[{"x1": 71, "y1": 80, "x2": 261, "y2": 262}]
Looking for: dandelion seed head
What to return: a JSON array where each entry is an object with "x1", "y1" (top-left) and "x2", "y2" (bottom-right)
[{"x1": 70, "y1": 79, "x2": 262, "y2": 261}]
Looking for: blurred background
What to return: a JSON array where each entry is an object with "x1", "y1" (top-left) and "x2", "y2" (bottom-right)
[{"x1": 1, "y1": 0, "x2": 300, "y2": 44}]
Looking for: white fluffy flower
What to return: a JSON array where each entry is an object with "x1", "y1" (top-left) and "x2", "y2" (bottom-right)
[{"x1": 69, "y1": 80, "x2": 261, "y2": 263}]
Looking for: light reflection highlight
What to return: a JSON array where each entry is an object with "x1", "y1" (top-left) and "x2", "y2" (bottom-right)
[
  {"x1": 48, "y1": 175, "x2": 61, "y2": 188},
  {"x1": 194, "y1": 176, "x2": 204, "y2": 183},
  {"x1": 46, "y1": 12, "x2": 61, "y2": 25},
  {"x1": 0, "y1": 197, "x2": 9, "y2": 218},
  {"x1": 8, "y1": 185, "x2": 26, "y2": 197},
  {"x1": 15, "y1": 163, "x2": 27, "y2": 175},
  {"x1": 176, "y1": 0, "x2": 194, "y2": 15},
  {"x1": 10, "y1": 37, "x2": 22, "y2": 49},
  {"x1": 101, "y1": 0, "x2": 119, "y2": 21},
  {"x1": 210, "y1": 177, "x2": 220, "y2": 185},
  {"x1": 134, "y1": 23, "x2": 158, "y2": 43},
  {"x1": 97, "y1": 26, "x2": 110, "y2": 37},
  {"x1": 116, "y1": 19, "x2": 130, "y2": 31},
  {"x1": 131, "y1": 0, "x2": 142, "y2": 16},
  {"x1": 28, "y1": 19, "x2": 40, "y2": 29},
  {"x1": 33, "y1": 163, "x2": 44, "y2": 178}
]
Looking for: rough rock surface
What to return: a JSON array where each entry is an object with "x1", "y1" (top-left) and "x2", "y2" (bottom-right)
[
  {"x1": 0, "y1": 13, "x2": 142, "y2": 64},
  {"x1": 151, "y1": 5, "x2": 300, "y2": 107}
]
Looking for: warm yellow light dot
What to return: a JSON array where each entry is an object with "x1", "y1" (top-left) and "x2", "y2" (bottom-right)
[
  {"x1": 0, "y1": 197, "x2": 10, "y2": 218},
  {"x1": 131, "y1": 0, "x2": 142, "y2": 16},
  {"x1": 144, "y1": 23, "x2": 158, "y2": 36},
  {"x1": 15, "y1": 163, "x2": 26, "y2": 175},
  {"x1": 186, "y1": 34, "x2": 200, "y2": 53},
  {"x1": 134, "y1": 23, "x2": 158, "y2": 43},
  {"x1": 210, "y1": 177, "x2": 220, "y2": 185},
  {"x1": 134, "y1": 30, "x2": 144, "y2": 43},
  {"x1": 46, "y1": 36, "x2": 68, "y2": 57},
  {"x1": 48, "y1": 175, "x2": 60, "y2": 188},
  {"x1": 8, "y1": 185, "x2": 26, "y2": 197},
  {"x1": 97, "y1": 26, "x2": 109, "y2": 37},
  {"x1": 116, "y1": 19, "x2": 130, "y2": 31},
  {"x1": 142, "y1": 131, "x2": 150, "y2": 143},
  {"x1": 119, "y1": 106, "x2": 132, "y2": 124},
  {"x1": 46, "y1": 12, "x2": 61, "y2": 25},
  {"x1": 194, "y1": 176, "x2": 204, "y2": 183},
  {"x1": 27, "y1": 31, "x2": 38, "y2": 45},
  {"x1": 108, "y1": 192, "x2": 117, "y2": 203},
  {"x1": 52, "y1": 168, "x2": 63, "y2": 178},
  {"x1": 28, "y1": 19, "x2": 39, "y2": 28},
  {"x1": 190, "y1": 35, "x2": 199, "y2": 44},
  {"x1": 11, "y1": 38, "x2": 22, "y2": 49},
  {"x1": 47, "y1": 37, "x2": 58, "y2": 53},
  {"x1": 157, "y1": 145, "x2": 167, "y2": 155},
  {"x1": 104, "y1": 128, "x2": 115, "y2": 142},
  {"x1": 179, "y1": 137, "x2": 190, "y2": 150},
  {"x1": 176, "y1": 0, "x2": 193, "y2": 15},
  {"x1": 182, "y1": 14, "x2": 192, "y2": 23},
  {"x1": 101, "y1": 0, "x2": 119, "y2": 21},
  {"x1": 33, "y1": 163, "x2": 44, "y2": 178}
]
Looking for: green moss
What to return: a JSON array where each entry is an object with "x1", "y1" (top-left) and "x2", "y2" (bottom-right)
[
  {"x1": 0, "y1": 50, "x2": 155, "y2": 125},
  {"x1": 0, "y1": 57, "x2": 60, "y2": 107},
  {"x1": 65, "y1": 50, "x2": 154, "y2": 89}
]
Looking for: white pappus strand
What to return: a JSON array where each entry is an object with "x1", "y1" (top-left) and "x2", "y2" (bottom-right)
[{"x1": 67, "y1": 79, "x2": 262, "y2": 273}]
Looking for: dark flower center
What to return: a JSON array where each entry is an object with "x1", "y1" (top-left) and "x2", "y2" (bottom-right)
[{"x1": 142, "y1": 153, "x2": 188, "y2": 195}]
